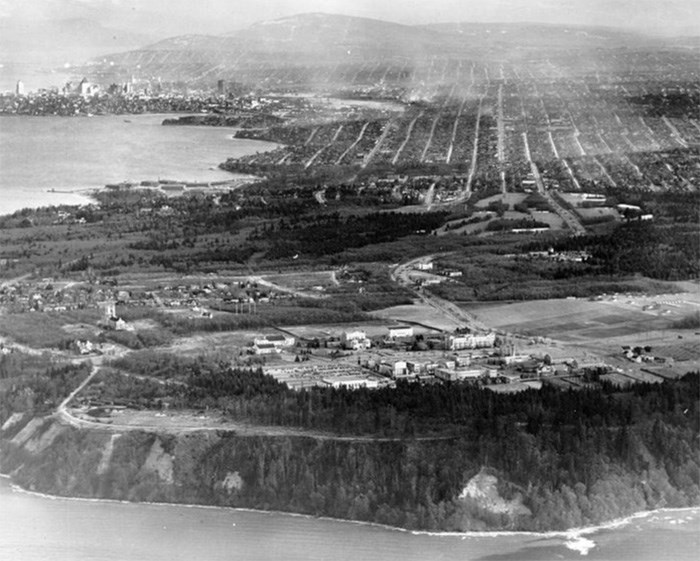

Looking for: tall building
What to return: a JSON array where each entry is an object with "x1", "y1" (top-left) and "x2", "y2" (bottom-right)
[{"x1": 15, "y1": 80, "x2": 25, "y2": 96}]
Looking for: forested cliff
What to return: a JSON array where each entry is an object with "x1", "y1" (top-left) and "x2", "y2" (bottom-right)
[{"x1": 1, "y1": 373, "x2": 698, "y2": 532}]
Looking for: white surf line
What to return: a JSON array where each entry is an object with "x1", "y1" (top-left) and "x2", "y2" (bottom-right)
[
  {"x1": 304, "y1": 124, "x2": 344, "y2": 168},
  {"x1": 392, "y1": 111, "x2": 423, "y2": 165},
  {"x1": 593, "y1": 156, "x2": 617, "y2": 187},
  {"x1": 662, "y1": 116, "x2": 690, "y2": 148},
  {"x1": 336, "y1": 121, "x2": 368, "y2": 165},
  {"x1": 464, "y1": 96, "x2": 484, "y2": 196},
  {"x1": 361, "y1": 119, "x2": 394, "y2": 168}
]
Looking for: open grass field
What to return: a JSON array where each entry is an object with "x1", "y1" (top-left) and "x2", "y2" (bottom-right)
[
  {"x1": 475, "y1": 193, "x2": 527, "y2": 209},
  {"x1": 261, "y1": 271, "x2": 337, "y2": 291},
  {"x1": 530, "y1": 210, "x2": 565, "y2": 229},
  {"x1": 0, "y1": 309, "x2": 103, "y2": 348},
  {"x1": 369, "y1": 303, "x2": 461, "y2": 332},
  {"x1": 165, "y1": 329, "x2": 267, "y2": 355},
  {"x1": 600, "y1": 372, "x2": 634, "y2": 387},
  {"x1": 575, "y1": 207, "x2": 620, "y2": 220},
  {"x1": 653, "y1": 342, "x2": 700, "y2": 362}
]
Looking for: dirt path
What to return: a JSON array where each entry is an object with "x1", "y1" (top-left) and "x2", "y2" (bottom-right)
[{"x1": 56, "y1": 404, "x2": 461, "y2": 442}]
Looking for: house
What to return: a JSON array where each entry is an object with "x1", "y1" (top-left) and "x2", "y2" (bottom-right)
[
  {"x1": 388, "y1": 325, "x2": 414, "y2": 339},
  {"x1": 416, "y1": 262, "x2": 434, "y2": 271},
  {"x1": 341, "y1": 330, "x2": 371, "y2": 350}
]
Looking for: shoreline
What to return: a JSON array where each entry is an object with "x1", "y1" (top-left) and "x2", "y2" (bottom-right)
[
  {"x1": 1, "y1": 472, "x2": 697, "y2": 540},
  {"x1": 0, "y1": 113, "x2": 276, "y2": 216}
]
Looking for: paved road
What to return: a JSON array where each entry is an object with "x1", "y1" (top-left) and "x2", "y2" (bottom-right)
[{"x1": 391, "y1": 256, "x2": 488, "y2": 331}]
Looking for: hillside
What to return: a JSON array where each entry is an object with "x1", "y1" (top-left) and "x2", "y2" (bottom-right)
[
  {"x1": 1, "y1": 371, "x2": 698, "y2": 532},
  {"x1": 75, "y1": 13, "x2": 666, "y2": 88}
]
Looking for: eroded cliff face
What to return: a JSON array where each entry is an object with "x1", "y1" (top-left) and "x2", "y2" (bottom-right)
[
  {"x1": 0, "y1": 416, "x2": 525, "y2": 532},
  {"x1": 2, "y1": 414, "x2": 697, "y2": 533}
]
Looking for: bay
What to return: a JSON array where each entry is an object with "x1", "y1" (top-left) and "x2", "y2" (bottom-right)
[
  {"x1": 0, "y1": 479, "x2": 698, "y2": 561},
  {"x1": 0, "y1": 114, "x2": 278, "y2": 215}
]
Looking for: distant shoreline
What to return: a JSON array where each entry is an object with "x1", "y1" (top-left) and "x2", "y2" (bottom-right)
[
  {"x1": 0, "y1": 113, "x2": 276, "y2": 216},
  {"x1": 1, "y1": 473, "x2": 697, "y2": 538}
]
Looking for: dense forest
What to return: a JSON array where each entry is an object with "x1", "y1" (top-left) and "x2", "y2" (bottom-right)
[
  {"x1": 532, "y1": 221, "x2": 700, "y2": 281},
  {"x1": 1, "y1": 364, "x2": 698, "y2": 532},
  {"x1": 254, "y1": 211, "x2": 447, "y2": 259},
  {"x1": 0, "y1": 352, "x2": 90, "y2": 421}
]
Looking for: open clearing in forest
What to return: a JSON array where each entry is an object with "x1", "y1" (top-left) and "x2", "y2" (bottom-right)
[{"x1": 261, "y1": 271, "x2": 337, "y2": 291}]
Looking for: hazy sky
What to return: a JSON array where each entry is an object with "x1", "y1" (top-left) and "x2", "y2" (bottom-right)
[{"x1": 1, "y1": 0, "x2": 699, "y2": 37}]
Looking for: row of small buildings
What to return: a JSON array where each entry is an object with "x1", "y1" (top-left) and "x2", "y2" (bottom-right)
[{"x1": 253, "y1": 326, "x2": 496, "y2": 355}]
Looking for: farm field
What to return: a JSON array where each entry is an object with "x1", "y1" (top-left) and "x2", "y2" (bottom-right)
[
  {"x1": 0, "y1": 310, "x2": 103, "y2": 349},
  {"x1": 165, "y1": 329, "x2": 273, "y2": 355},
  {"x1": 261, "y1": 271, "x2": 338, "y2": 291},
  {"x1": 369, "y1": 303, "x2": 462, "y2": 332},
  {"x1": 463, "y1": 291, "x2": 699, "y2": 347}
]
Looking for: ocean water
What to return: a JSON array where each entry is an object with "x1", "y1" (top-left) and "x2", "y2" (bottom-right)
[
  {"x1": 0, "y1": 114, "x2": 278, "y2": 215},
  {"x1": 0, "y1": 479, "x2": 697, "y2": 561}
]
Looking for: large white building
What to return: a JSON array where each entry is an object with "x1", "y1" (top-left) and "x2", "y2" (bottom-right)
[
  {"x1": 388, "y1": 325, "x2": 414, "y2": 339},
  {"x1": 254, "y1": 334, "x2": 295, "y2": 350},
  {"x1": 447, "y1": 332, "x2": 496, "y2": 350},
  {"x1": 341, "y1": 330, "x2": 371, "y2": 350},
  {"x1": 323, "y1": 376, "x2": 379, "y2": 390}
]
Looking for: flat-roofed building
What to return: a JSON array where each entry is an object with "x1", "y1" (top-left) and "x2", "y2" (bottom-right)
[{"x1": 388, "y1": 325, "x2": 414, "y2": 339}]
